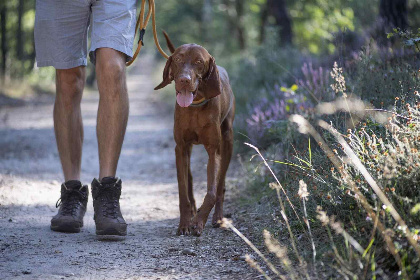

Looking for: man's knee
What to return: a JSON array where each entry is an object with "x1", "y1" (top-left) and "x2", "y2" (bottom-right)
[
  {"x1": 56, "y1": 67, "x2": 85, "y2": 101},
  {"x1": 96, "y1": 48, "x2": 126, "y2": 81}
]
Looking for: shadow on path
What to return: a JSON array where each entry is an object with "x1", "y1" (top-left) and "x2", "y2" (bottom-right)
[{"x1": 0, "y1": 54, "x2": 254, "y2": 279}]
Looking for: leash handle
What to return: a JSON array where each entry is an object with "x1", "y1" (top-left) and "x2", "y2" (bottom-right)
[{"x1": 126, "y1": 0, "x2": 169, "y2": 66}]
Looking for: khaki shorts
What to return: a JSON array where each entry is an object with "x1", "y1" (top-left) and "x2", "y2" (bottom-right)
[{"x1": 35, "y1": 0, "x2": 137, "y2": 69}]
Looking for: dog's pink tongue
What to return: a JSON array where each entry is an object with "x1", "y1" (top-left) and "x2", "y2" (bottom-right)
[{"x1": 176, "y1": 91, "x2": 194, "y2": 107}]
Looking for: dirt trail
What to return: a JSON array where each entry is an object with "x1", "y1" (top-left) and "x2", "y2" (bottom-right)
[{"x1": 0, "y1": 55, "x2": 254, "y2": 280}]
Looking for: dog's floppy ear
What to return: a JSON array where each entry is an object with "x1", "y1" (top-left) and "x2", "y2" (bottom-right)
[
  {"x1": 201, "y1": 56, "x2": 222, "y2": 99},
  {"x1": 154, "y1": 56, "x2": 173, "y2": 90}
]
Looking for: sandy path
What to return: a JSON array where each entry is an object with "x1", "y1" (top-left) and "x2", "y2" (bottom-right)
[{"x1": 0, "y1": 55, "x2": 254, "y2": 280}]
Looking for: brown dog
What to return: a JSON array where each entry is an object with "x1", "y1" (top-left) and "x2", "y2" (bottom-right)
[{"x1": 154, "y1": 36, "x2": 235, "y2": 236}]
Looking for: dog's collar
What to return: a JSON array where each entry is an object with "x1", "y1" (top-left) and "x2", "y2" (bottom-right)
[{"x1": 189, "y1": 97, "x2": 209, "y2": 107}]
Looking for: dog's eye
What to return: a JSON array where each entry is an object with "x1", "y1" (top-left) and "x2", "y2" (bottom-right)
[{"x1": 195, "y1": 60, "x2": 203, "y2": 65}]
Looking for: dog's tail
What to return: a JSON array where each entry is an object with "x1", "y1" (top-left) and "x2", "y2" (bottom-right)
[{"x1": 162, "y1": 31, "x2": 176, "y2": 54}]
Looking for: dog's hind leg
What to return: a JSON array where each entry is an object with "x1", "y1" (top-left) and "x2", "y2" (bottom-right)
[
  {"x1": 187, "y1": 144, "x2": 197, "y2": 216},
  {"x1": 212, "y1": 118, "x2": 233, "y2": 227}
]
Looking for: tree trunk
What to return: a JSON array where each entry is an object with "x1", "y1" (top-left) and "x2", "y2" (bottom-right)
[
  {"x1": 380, "y1": 0, "x2": 408, "y2": 31},
  {"x1": 267, "y1": 0, "x2": 292, "y2": 45},
  {"x1": 223, "y1": 0, "x2": 246, "y2": 50},
  {"x1": 17, "y1": 0, "x2": 24, "y2": 60},
  {"x1": 201, "y1": 0, "x2": 212, "y2": 43},
  {"x1": 235, "y1": 0, "x2": 246, "y2": 50},
  {"x1": 1, "y1": 4, "x2": 7, "y2": 83},
  {"x1": 28, "y1": 0, "x2": 36, "y2": 71},
  {"x1": 259, "y1": 2, "x2": 268, "y2": 44}
]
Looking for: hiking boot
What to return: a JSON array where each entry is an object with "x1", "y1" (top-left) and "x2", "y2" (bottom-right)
[
  {"x1": 51, "y1": 180, "x2": 88, "y2": 233},
  {"x1": 91, "y1": 177, "x2": 127, "y2": 239}
]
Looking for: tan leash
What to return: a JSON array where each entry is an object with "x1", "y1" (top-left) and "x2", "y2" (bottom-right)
[
  {"x1": 126, "y1": 0, "x2": 170, "y2": 66},
  {"x1": 130, "y1": 1, "x2": 213, "y2": 108}
]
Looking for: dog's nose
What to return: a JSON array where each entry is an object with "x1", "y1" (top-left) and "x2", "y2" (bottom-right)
[{"x1": 178, "y1": 75, "x2": 192, "y2": 85}]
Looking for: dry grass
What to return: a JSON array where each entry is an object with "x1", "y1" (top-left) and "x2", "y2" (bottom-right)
[{"x1": 225, "y1": 62, "x2": 420, "y2": 279}]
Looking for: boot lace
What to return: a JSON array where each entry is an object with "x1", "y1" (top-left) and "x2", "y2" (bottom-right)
[
  {"x1": 96, "y1": 185, "x2": 121, "y2": 219},
  {"x1": 56, "y1": 189, "x2": 86, "y2": 216}
]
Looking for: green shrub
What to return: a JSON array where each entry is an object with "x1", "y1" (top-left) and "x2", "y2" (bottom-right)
[
  {"x1": 349, "y1": 44, "x2": 420, "y2": 109},
  {"x1": 226, "y1": 31, "x2": 304, "y2": 114}
]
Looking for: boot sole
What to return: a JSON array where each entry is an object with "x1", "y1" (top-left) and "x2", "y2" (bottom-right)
[
  {"x1": 96, "y1": 234, "x2": 126, "y2": 241},
  {"x1": 96, "y1": 227, "x2": 127, "y2": 241},
  {"x1": 51, "y1": 224, "x2": 82, "y2": 233}
]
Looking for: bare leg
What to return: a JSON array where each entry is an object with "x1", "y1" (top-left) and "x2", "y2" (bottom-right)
[
  {"x1": 54, "y1": 67, "x2": 85, "y2": 181},
  {"x1": 95, "y1": 48, "x2": 129, "y2": 180}
]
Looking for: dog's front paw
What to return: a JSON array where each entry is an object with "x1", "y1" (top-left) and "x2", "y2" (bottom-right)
[
  {"x1": 177, "y1": 222, "x2": 191, "y2": 236},
  {"x1": 191, "y1": 217, "x2": 205, "y2": 237}
]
